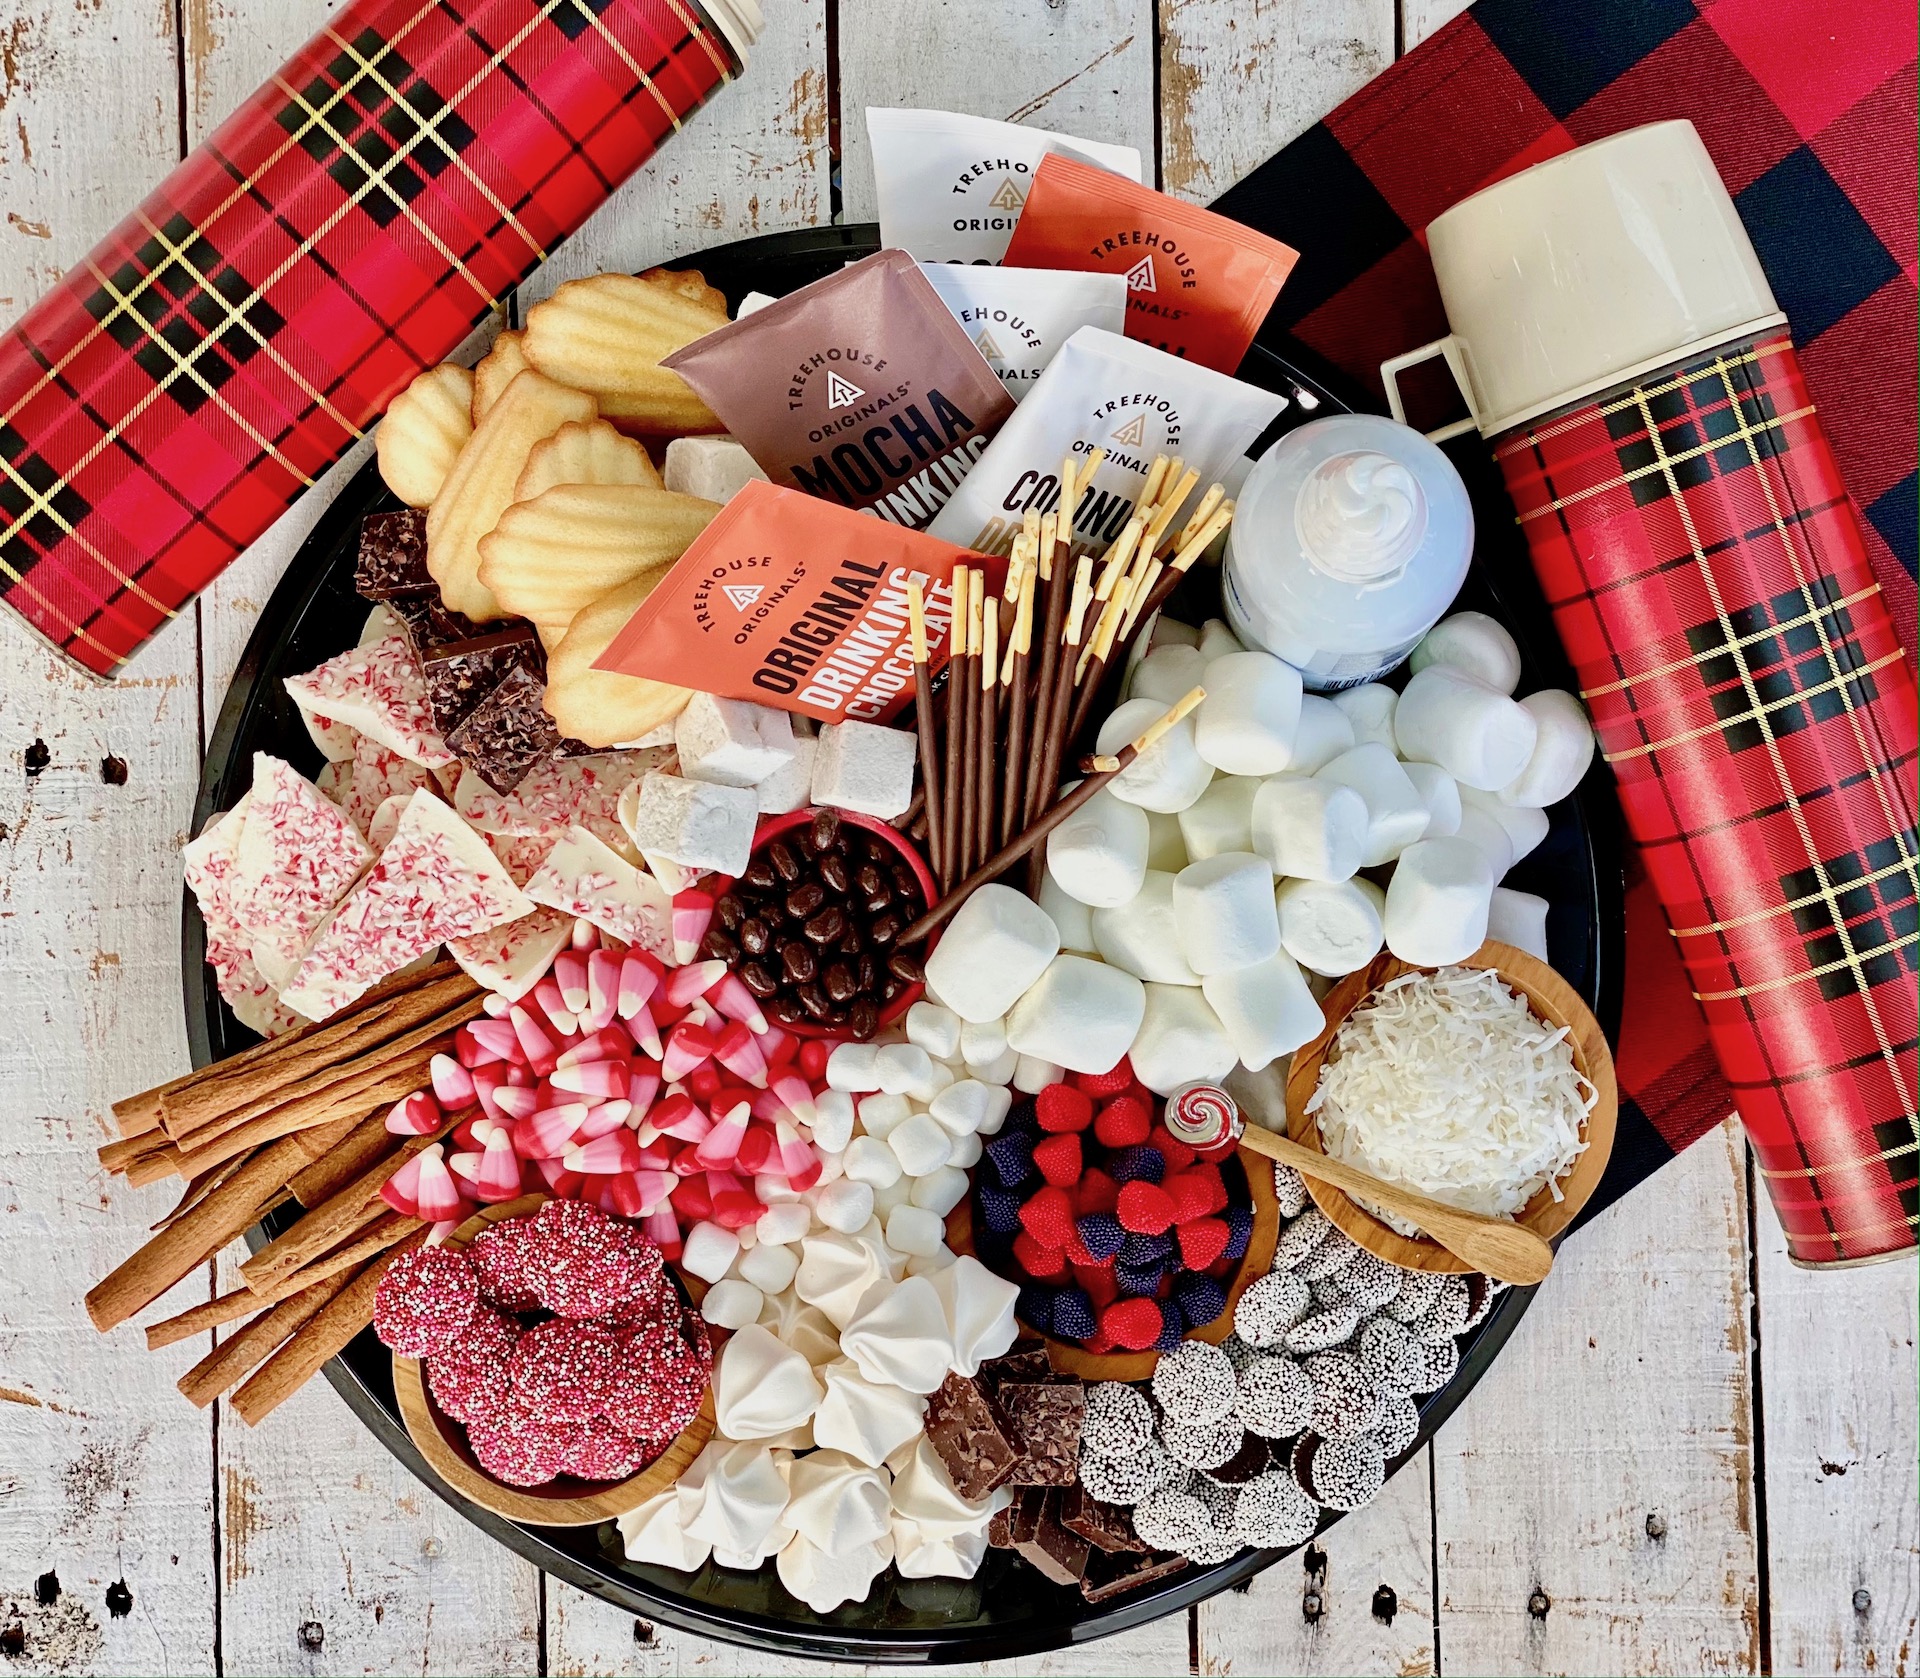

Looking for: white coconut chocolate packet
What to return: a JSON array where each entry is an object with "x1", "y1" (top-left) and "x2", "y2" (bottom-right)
[
  {"x1": 918, "y1": 264, "x2": 1127, "y2": 401},
  {"x1": 866, "y1": 107, "x2": 1143, "y2": 265},
  {"x1": 926, "y1": 326, "x2": 1287, "y2": 556}
]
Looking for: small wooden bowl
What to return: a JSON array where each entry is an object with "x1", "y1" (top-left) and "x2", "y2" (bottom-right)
[
  {"x1": 945, "y1": 1150, "x2": 1280, "y2": 1382},
  {"x1": 1283, "y1": 941, "x2": 1618, "y2": 1276},
  {"x1": 392, "y1": 1195, "x2": 715, "y2": 1527}
]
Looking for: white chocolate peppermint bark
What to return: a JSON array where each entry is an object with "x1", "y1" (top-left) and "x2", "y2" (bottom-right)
[
  {"x1": 340, "y1": 733, "x2": 441, "y2": 839},
  {"x1": 523, "y1": 824, "x2": 674, "y2": 962},
  {"x1": 218, "y1": 952, "x2": 305, "y2": 1038},
  {"x1": 485, "y1": 829, "x2": 560, "y2": 887},
  {"x1": 297, "y1": 705, "x2": 360, "y2": 763},
  {"x1": 314, "y1": 758, "x2": 353, "y2": 804},
  {"x1": 454, "y1": 748, "x2": 665, "y2": 843},
  {"x1": 284, "y1": 635, "x2": 454, "y2": 769},
  {"x1": 281, "y1": 790, "x2": 532, "y2": 1020},
  {"x1": 448, "y1": 904, "x2": 573, "y2": 1002}
]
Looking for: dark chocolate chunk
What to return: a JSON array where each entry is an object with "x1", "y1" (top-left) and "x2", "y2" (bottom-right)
[
  {"x1": 354, "y1": 509, "x2": 432, "y2": 599},
  {"x1": 977, "y1": 1342, "x2": 1052, "y2": 1392},
  {"x1": 924, "y1": 1372, "x2": 1020, "y2": 1501},
  {"x1": 1080, "y1": 1548, "x2": 1189, "y2": 1604},
  {"x1": 1014, "y1": 1490, "x2": 1090, "y2": 1586},
  {"x1": 446, "y1": 664, "x2": 561, "y2": 794},
  {"x1": 422, "y1": 625, "x2": 542, "y2": 737},
  {"x1": 998, "y1": 1380, "x2": 1088, "y2": 1486},
  {"x1": 1059, "y1": 1485, "x2": 1147, "y2": 1554}
]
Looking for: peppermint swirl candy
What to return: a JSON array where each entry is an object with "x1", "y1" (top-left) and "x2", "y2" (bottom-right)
[{"x1": 1165, "y1": 1082, "x2": 1240, "y2": 1149}]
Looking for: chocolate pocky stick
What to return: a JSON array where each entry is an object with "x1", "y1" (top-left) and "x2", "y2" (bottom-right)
[{"x1": 663, "y1": 250, "x2": 1013, "y2": 530}]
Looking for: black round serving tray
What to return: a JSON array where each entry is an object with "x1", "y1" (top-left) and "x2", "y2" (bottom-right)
[{"x1": 186, "y1": 224, "x2": 1623, "y2": 1664}]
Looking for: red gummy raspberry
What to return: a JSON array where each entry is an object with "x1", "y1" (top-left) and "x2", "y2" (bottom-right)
[
  {"x1": 1177, "y1": 1216, "x2": 1231, "y2": 1272},
  {"x1": 1062, "y1": 1226, "x2": 1097, "y2": 1267},
  {"x1": 1074, "y1": 1057, "x2": 1134, "y2": 1097},
  {"x1": 1148, "y1": 1125, "x2": 1197, "y2": 1171},
  {"x1": 1075, "y1": 1168, "x2": 1120, "y2": 1217},
  {"x1": 1084, "y1": 1329, "x2": 1116, "y2": 1356},
  {"x1": 1032, "y1": 1132, "x2": 1083, "y2": 1188},
  {"x1": 1092, "y1": 1095, "x2": 1151, "y2": 1149},
  {"x1": 1073, "y1": 1262, "x2": 1120, "y2": 1309},
  {"x1": 1016, "y1": 1184, "x2": 1077, "y2": 1248},
  {"x1": 1013, "y1": 1231, "x2": 1069, "y2": 1278},
  {"x1": 1036, "y1": 1084, "x2": 1094, "y2": 1133},
  {"x1": 1163, "y1": 1170, "x2": 1218, "y2": 1226},
  {"x1": 1101, "y1": 1298, "x2": 1163, "y2": 1350},
  {"x1": 1116, "y1": 1180, "x2": 1178, "y2": 1236}
]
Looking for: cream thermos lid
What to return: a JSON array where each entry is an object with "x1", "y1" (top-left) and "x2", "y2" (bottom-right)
[
  {"x1": 1393, "y1": 121, "x2": 1785, "y2": 437},
  {"x1": 701, "y1": 0, "x2": 763, "y2": 64}
]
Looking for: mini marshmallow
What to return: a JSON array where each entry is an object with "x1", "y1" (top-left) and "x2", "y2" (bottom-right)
[
  {"x1": 681, "y1": 1219, "x2": 742, "y2": 1283},
  {"x1": 1288, "y1": 695, "x2": 1357, "y2": 775},
  {"x1": 1092, "y1": 869, "x2": 1201, "y2": 985},
  {"x1": 905, "y1": 1002, "x2": 962, "y2": 1062},
  {"x1": 1331, "y1": 683, "x2": 1398, "y2": 751},
  {"x1": 973, "y1": 1044, "x2": 1020, "y2": 1085},
  {"x1": 1012, "y1": 1054, "x2": 1066, "y2": 1092},
  {"x1": 1173, "y1": 853, "x2": 1282, "y2": 975},
  {"x1": 811, "y1": 720, "x2": 917, "y2": 819},
  {"x1": 738, "y1": 1241, "x2": 800, "y2": 1294},
  {"x1": 1037, "y1": 871, "x2": 1097, "y2": 953},
  {"x1": 1197, "y1": 618, "x2": 1244, "y2": 660},
  {"x1": 946, "y1": 1131, "x2": 983, "y2": 1169},
  {"x1": 872, "y1": 1175, "x2": 913, "y2": 1217},
  {"x1": 1004, "y1": 954, "x2": 1146, "y2": 1074},
  {"x1": 663, "y1": 433, "x2": 769, "y2": 503},
  {"x1": 910, "y1": 1164, "x2": 970, "y2": 1217},
  {"x1": 814, "y1": 1178, "x2": 877, "y2": 1234},
  {"x1": 1403, "y1": 761, "x2": 1462, "y2": 838},
  {"x1": 1459, "y1": 786, "x2": 1549, "y2": 871},
  {"x1": 756, "y1": 1202, "x2": 814, "y2": 1246},
  {"x1": 1130, "y1": 642, "x2": 1210, "y2": 706},
  {"x1": 810, "y1": 1088, "x2": 857, "y2": 1152},
  {"x1": 1178, "y1": 775, "x2": 1260, "y2": 862},
  {"x1": 826, "y1": 1042, "x2": 884, "y2": 1092},
  {"x1": 1045, "y1": 786, "x2": 1150, "y2": 907},
  {"x1": 1393, "y1": 665, "x2": 1539, "y2": 792},
  {"x1": 701, "y1": 1277, "x2": 765, "y2": 1330},
  {"x1": 673, "y1": 692, "x2": 796, "y2": 789},
  {"x1": 875, "y1": 1044, "x2": 935, "y2": 1098},
  {"x1": 1150, "y1": 615, "x2": 1202, "y2": 650},
  {"x1": 1276, "y1": 875, "x2": 1387, "y2": 978},
  {"x1": 958, "y1": 1017, "x2": 1009, "y2": 1071},
  {"x1": 1410, "y1": 610, "x2": 1522, "y2": 694},
  {"x1": 754, "y1": 734, "x2": 818, "y2": 816},
  {"x1": 1500, "y1": 690, "x2": 1595, "y2": 808},
  {"x1": 1488, "y1": 885, "x2": 1552, "y2": 961},
  {"x1": 857, "y1": 1092, "x2": 910, "y2": 1138},
  {"x1": 1384, "y1": 836, "x2": 1495, "y2": 965},
  {"x1": 1203, "y1": 950, "x2": 1325, "y2": 1072},
  {"x1": 843, "y1": 1135, "x2": 904, "y2": 1188},
  {"x1": 923, "y1": 884, "x2": 1061, "y2": 1023},
  {"x1": 1097, "y1": 698, "x2": 1214, "y2": 814},
  {"x1": 1144, "y1": 809, "x2": 1190, "y2": 872},
  {"x1": 888, "y1": 1112, "x2": 954, "y2": 1177},
  {"x1": 1194, "y1": 651, "x2": 1303, "y2": 775},
  {"x1": 1316, "y1": 744, "x2": 1430, "y2": 866},
  {"x1": 626, "y1": 771, "x2": 758, "y2": 875},
  {"x1": 1251, "y1": 776, "x2": 1366, "y2": 883},
  {"x1": 1128, "y1": 983, "x2": 1237, "y2": 1095},
  {"x1": 905, "y1": 1247, "x2": 957, "y2": 1278},
  {"x1": 929, "y1": 1079, "x2": 1012, "y2": 1138},
  {"x1": 885, "y1": 1204, "x2": 946, "y2": 1257}
]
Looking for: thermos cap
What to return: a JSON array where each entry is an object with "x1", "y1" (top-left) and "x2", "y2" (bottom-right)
[
  {"x1": 1405, "y1": 121, "x2": 1785, "y2": 436},
  {"x1": 700, "y1": 0, "x2": 763, "y2": 63}
]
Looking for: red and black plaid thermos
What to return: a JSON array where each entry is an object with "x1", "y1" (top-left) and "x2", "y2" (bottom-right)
[
  {"x1": 0, "y1": 0, "x2": 758, "y2": 679},
  {"x1": 1387, "y1": 121, "x2": 1917, "y2": 1266}
]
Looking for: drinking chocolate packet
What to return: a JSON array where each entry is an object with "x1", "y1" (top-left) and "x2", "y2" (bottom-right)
[
  {"x1": 918, "y1": 264, "x2": 1127, "y2": 401},
  {"x1": 926, "y1": 327, "x2": 1286, "y2": 557},
  {"x1": 593, "y1": 480, "x2": 1002, "y2": 726},
  {"x1": 866, "y1": 107, "x2": 1143, "y2": 265},
  {"x1": 1002, "y1": 152, "x2": 1299, "y2": 373},
  {"x1": 661, "y1": 249, "x2": 1014, "y2": 531}
]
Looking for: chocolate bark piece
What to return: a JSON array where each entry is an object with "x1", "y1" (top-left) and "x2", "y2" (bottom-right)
[
  {"x1": 1059, "y1": 1484, "x2": 1147, "y2": 1553},
  {"x1": 421, "y1": 599, "x2": 487, "y2": 649},
  {"x1": 447, "y1": 664, "x2": 562, "y2": 794},
  {"x1": 992, "y1": 1484, "x2": 1046, "y2": 1550},
  {"x1": 977, "y1": 1341, "x2": 1052, "y2": 1391},
  {"x1": 1080, "y1": 1548, "x2": 1189, "y2": 1603},
  {"x1": 423, "y1": 625, "x2": 542, "y2": 737},
  {"x1": 1013, "y1": 1489, "x2": 1090, "y2": 1586},
  {"x1": 355, "y1": 509, "x2": 432, "y2": 599},
  {"x1": 924, "y1": 1371, "x2": 1020, "y2": 1500},
  {"x1": 998, "y1": 1379, "x2": 1087, "y2": 1486}
]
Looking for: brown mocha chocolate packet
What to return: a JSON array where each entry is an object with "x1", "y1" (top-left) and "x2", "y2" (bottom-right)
[{"x1": 662, "y1": 249, "x2": 1013, "y2": 531}]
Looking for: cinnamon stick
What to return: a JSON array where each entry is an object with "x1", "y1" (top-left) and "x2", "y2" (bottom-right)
[
  {"x1": 176, "y1": 1263, "x2": 363, "y2": 1409},
  {"x1": 906, "y1": 577, "x2": 944, "y2": 887},
  {"x1": 286, "y1": 1110, "x2": 396, "y2": 1208}
]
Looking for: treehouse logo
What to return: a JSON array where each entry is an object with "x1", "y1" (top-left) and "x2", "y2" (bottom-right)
[
  {"x1": 825, "y1": 371, "x2": 866, "y2": 408},
  {"x1": 1109, "y1": 413, "x2": 1149, "y2": 448},
  {"x1": 987, "y1": 176, "x2": 1026, "y2": 215},
  {"x1": 723, "y1": 584, "x2": 764, "y2": 612},
  {"x1": 1124, "y1": 254, "x2": 1157, "y2": 293},
  {"x1": 974, "y1": 329, "x2": 1004, "y2": 361}
]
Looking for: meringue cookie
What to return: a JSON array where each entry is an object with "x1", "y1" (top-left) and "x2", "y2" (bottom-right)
[
  {"x1": 841, "y1": 1275, "x2": 955, "y2": 1394},
  {"x1": 713, "y1": 1324, "x2": 824, "y2": 1440},
  {"x1": 890, "y1": 1434, "x2": 1010, "y2": 1538},
  {"x1": 810, "y1": 1357, "x2": 929, "y2": 1467},
  {"x1": 683, "y1": 1440, "x2": 790, "y2": 1567},
  {"x1": 928, "y1": 1255, "x2": 1020, "y2": 1378},
  {"x1": 781, "y1": 1448, "x2": 893, "y2": 1556},
  {"x1": 618, "y1": 1488, "x2": 713, "y2": 1573},
  {"x1": 756, "y1": 1292, "x2": 843, "y2": 1370},
  {"x1": 893, "y1": 1525, "x2": 992, "y2": 1580},
  {"x1": 794, "y1": 1228, "x2": 895, "y2": 1330},
  {"x1": 776, "y1": 1530, "x2": 894, "y2": 1614}
]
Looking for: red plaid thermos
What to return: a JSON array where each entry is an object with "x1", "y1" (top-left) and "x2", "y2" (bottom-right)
[
  {"x1": 0, "y1": 0, "x2": 759, "y2": 678},
  {"x1": 1386, "y1": 121, "x2": 1917, "y2": 1266}
]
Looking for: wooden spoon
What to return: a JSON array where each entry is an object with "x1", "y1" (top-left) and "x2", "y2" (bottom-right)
[{"x1": 1236, "y1": 1124, "x2": 1555, "y2": 1286}]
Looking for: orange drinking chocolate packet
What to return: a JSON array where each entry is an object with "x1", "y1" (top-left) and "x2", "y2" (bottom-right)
[
  {"x1": 592, "y1": 481, "x2": 1000, "y2": 726},
  {"x1": 1001, "y1": 153, "x2": 1299, "y2": 373}
]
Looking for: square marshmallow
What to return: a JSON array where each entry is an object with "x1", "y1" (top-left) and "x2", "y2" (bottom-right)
[
  {"x1": 1005, "y1": 954, "x2": 1145, "y2": 1075},
  {"x1": 674, "y1": 692, "x2": 796, "y2": 788},
  {"x1": 624, "y1": 771, "x2": 758, "y2": 875},
  {"x1": 811, "y1": 720, "x2": 917, "y2": 819}
]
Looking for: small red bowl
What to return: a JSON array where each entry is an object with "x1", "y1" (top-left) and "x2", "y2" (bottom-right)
[{"x1": 716, "y1": 807, "x2": 938, "y2": 1039}]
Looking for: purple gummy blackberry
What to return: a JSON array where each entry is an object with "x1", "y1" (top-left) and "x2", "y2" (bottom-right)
[
  {"x1": 1017, "y1": 1283, "x2": 1056, "y2": 1333},
  {"x1": 1076, "y1": 1211, "x2": 1126, "y2": 1261},
  {"x1": 1120, "y1": 1230, "x2": 1175, "y2": 1266},
  {"x1": 1051, "y1": 1286, "x2": 1096, "y2": 1341},
  {"x1": 1154, "y1": 1301, "x2": 1187, "y2": 1351},
  {"x1": 1223, "y1": 1204, "x2": 1254, "y2": 1261},
  {"x1": 1175, "y1": 1271, "x2": 1229, "y2": 1328},
  {"x1": 1109, "y1": 1144, "x2": 1166, "y2": 1186},
  {"x1": 979, "y1": 1184, "x2": 1025, "y2": 1235},
  {"x1": 1116, "y1": 1262, "x2": 1162, "y2": 1298},
  {"x1": 985, "y1": 1131, "x2": 1037, "y2": 1190},
  {"x1": 1005, "y1": 1098, "x2": 1039, "y2": 1135}
]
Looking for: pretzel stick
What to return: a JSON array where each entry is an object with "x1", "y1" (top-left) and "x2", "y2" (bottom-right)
[
  {"x1": 175, "y1": 1264, "x2": 364, "y2": 1409},
  {"x1": 906, "y1": 577, "x2": 944, "y2": 887},
  {"x1": 1023, "y1": 470, "x2": 1076, "y2": 826},
  {"x1": 997, "y1": 562, "x2": 1037, "y2": 847}
]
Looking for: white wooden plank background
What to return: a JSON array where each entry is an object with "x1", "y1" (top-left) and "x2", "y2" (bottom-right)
[{"x1": 0, "y1": 1, "x2": 1913, "y2": 1674}]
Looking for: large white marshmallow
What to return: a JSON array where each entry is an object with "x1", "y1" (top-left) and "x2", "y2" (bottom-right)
[
  {"x1": 1197, "y1": 618, "x2": 1244, "y2": 660},
  {"x1": 1195, "y1": 651, "x2": 1303, "y2": 775},
  {"x1": 811, "y1": 720, "x2": 918, "y2": 819},
  {"x1": 1488, "y1": 884, "x2": 1551, "y2": 961},
  {"x1": 1096, "y1": 698, "x2": 1214, "y2": 814},
  {"x1": 1251, "y1": 776, "x2": 1366, "y2": 883},
  {"x1": 1276, "y1": 875, "x2": 1386, "y2": 977},
  {"x1": 1331, "y1": 683, "x2": 1398, "y2": 751},
  {"x1": 673, "y1": 691, "x2": 796, "y2": 789},
  {"x1": 1004, "y1": 953, "x2": 1146, "y2": 1074},
  {"x1": 1384, "y1": 836, "x2": 1495, "y2": 965},
  {"x1": 1499, "y1": 689, "x2": 1595, "y2": 808},
  {"x1": 1459, "y1": 786, "x2": 1549, "y2": 872},
  {"x1": 1203, "y1": 950, "x2": 1326, "y2": 1072},
  {"x1": 1173, "y1": 852, "x2": 1281, "y2": 974},
  {"x1": 1129, "y1": 641, "x2": 1209, "y2": 706},
  {"x1": 922, "y1": 884, "x2": 1060, "y2": 1022},
  {"x1": 1410, "y1": 610, "x2": 1522, "y2": 694},
  {"x1": 1128, "y1": 983, "x2": 1237, "y2": 1094},
  {"x1": 1045, "y1": 786, "x2": 1151, "y2": 907},
  {"x1": 1402, "y1": 761, "x2": 1462, "y2": 838},
  {"x1": 1144, "y1": 808, "x2": 1190, "y2": 872},
  {"x1": 1178, "y1": 774, "x2": 1261, "y2": 862},
  {"x1": 1393, "y1": 665, "x2": 1539, "y2": 792},
  {"x1": 1092, "y1": 870, "x2": 1200, "y2": 985},
  {"x1": 1316, "y1": 744, "x2": 1430, "y2": 866},
  {"x1": 1037, "y1": 870, "x2": 1097, "y2": 953},
  {"x1": 1149, "y1": 615, "x2": 1201, "y2": 650},
  {"x1": 1288, "y1": 695, "x2": 1357, "y2": 774}
]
